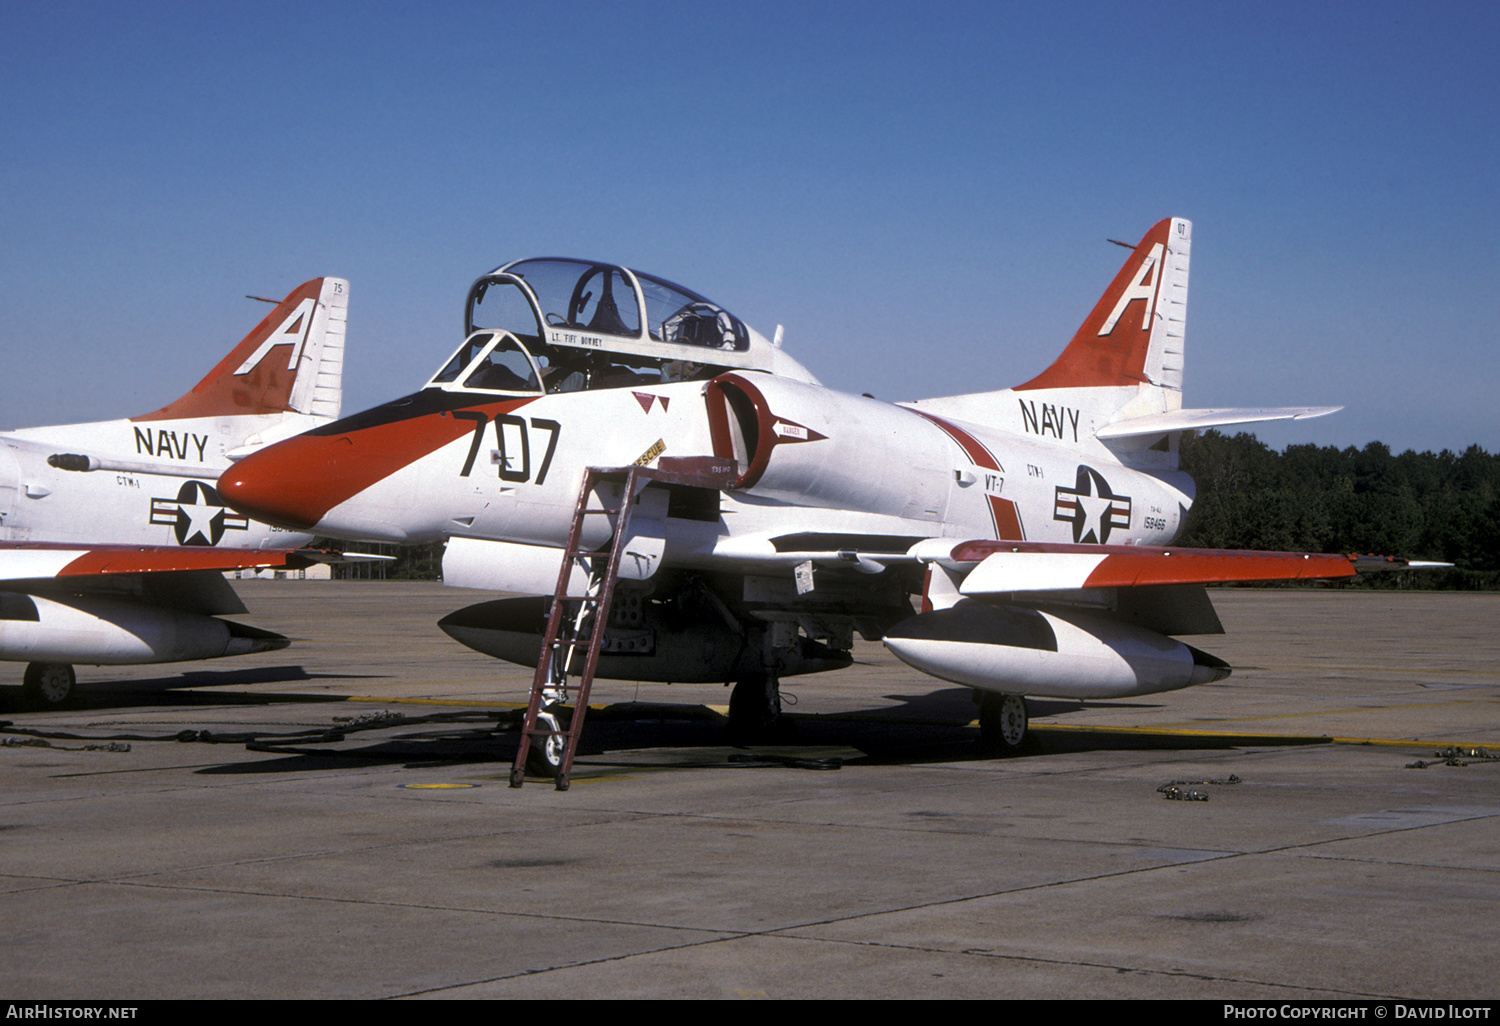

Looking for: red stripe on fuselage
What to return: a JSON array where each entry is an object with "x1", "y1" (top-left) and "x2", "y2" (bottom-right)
[{"x1": 907, "y1": 410, "x2": 1024, "y2": 541}]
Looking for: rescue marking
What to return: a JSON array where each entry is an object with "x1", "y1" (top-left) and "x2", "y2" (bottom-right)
[{"x1": 633, "y1": 439, "x2": 666, "y2": 466}]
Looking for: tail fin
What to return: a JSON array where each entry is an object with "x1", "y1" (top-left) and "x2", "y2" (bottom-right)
[
  {"x1": 1016, "y1": 219, "x2": 1340, "y2": 447},
  {"x1": 1016, "y1": 217, "x2": 1191, "y2": 396},
  {"x1": 904, "y1": 218, "x2": 1338, "y2": 467},
  {"x1": 134, "y1": 277, "x2": 347, "y2": 423}
]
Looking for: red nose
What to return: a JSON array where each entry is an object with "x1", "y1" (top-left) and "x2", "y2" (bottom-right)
[
  {"x1": 218, "y1": 434, "x2": 360, "y2": 531},
  {"x1": 220, "y1": 398, "x2": 528, "y2": 536}
]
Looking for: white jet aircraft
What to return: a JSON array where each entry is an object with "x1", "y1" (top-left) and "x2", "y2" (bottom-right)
[
  {"x1": 1, "y1": 277, "x2": 349, "y2": 707},
  {"x1": 218, "y1": 220, "x2": 1434, "y2": 776}
]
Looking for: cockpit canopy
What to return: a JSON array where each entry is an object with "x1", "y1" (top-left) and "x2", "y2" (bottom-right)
[{"x1": 425, "y1": 258, "x2": 814, "y2": 396}]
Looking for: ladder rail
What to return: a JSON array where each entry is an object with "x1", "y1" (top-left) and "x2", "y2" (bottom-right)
[
  {"x1": 511, "y1": 466, "x2": 644, "y2": 790},
  {"x1": 510, "y1": 471, "x2": 599, "y2": 786}
]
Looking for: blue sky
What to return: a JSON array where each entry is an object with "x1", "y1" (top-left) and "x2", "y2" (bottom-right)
[{"x1": 3, "y1": 0, "x2": 1496, "y2": 455}]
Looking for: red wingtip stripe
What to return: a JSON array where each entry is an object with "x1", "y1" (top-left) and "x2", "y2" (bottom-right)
[
  {"x1": 949, "y1": 540, "x2": 1359, "y2": 588},
  {"x1": 55, "y1": 547, "x2": 293, "y2": 576},
  {"x1": 1079, "y1": 550, "x2": 1356, "y2": 588}
]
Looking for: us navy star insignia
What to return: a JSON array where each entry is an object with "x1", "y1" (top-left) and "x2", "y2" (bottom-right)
[
  {"x1": 150, "y1": 481, "x2": 250, "y2": 546},
  {"x1": 1054, "y1": 466, "x2": 1132, "y2": 544}
]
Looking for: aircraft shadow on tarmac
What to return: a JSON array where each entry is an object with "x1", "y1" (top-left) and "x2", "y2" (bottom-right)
[
  {"x1": 182, "y1": 687, "x2": 1323, "y2": 778},
  {"x1": 0, "y1": 665, "x2": 387, "y2": 713}
]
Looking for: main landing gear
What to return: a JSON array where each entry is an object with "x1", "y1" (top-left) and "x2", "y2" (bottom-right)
[
  {"x1": 22, "y1": 662, "x2": 76, "y2": 709},
  {"x1": 728, "y1": 670, "x2": 783, "y2": 742},
  {"x1": 976, "y1": 691, "x2": 1029, "y2": 755},
  {"x1": 726, "y1": 619, "x2": 793, "y2": 743}
]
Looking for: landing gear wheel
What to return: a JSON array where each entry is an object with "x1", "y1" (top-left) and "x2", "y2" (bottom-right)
[
  {"x1": 23, "y1": 663, "x2": 76, "y2": 709},
  {"x1": 525, "y1": 709, "x2": 567, "y2": 780},
  {"x1": 978, "y1": 692, "x2": 1028, "y2": 755},
  {"x1": 727, "y1": 672, "x2": 782, "y2": 743}
]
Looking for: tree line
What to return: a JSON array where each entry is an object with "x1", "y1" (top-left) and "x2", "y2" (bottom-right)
[{"x1": 1177, "y1": 431, "x2": 1500, "y2": 589}]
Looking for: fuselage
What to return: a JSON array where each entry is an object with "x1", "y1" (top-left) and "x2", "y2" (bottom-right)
[
  {"x1": 219, "y1": 255, "x2": 1199, "y2": 598},
  {"x1": 218, "y1": 371, "x2": 1193, "y2": 566}
]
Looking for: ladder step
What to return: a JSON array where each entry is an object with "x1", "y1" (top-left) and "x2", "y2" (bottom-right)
[{"x1": 548, "y1": 638, "x2": 596, "y2": 651}]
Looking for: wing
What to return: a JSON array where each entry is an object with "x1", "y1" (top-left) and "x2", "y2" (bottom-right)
[
  {"x1": 870, "y1": 537, "x2": 1449, "y2": 704},
  {"x1": 911, "y1": 539, "x2": 1444, "y2": 595},
  {"x1": 0, "y1": 545, "x2": 310, "y2": 678},
  {"x1": 0, "y1": 544, "x2": 302, "y2": 583}
]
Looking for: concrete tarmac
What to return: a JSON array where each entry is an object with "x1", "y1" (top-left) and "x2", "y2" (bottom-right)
[{"x1": 1, "y1": 582, "x2": 1497, "y2": 1000}]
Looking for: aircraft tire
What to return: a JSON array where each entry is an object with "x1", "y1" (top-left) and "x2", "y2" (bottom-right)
[
  {"x1": 23, "y1": 662, "x2": 76, "y2": 709},
  {"x1": 977, "y1": 692, "x2": 1029, "y2": 755},
  {"x1": 525, "y1": 709, "x2": 566, "y2": 780}
]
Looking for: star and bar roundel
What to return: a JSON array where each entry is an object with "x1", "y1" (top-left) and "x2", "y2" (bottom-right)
[
  {"x1": 150, "y1": 480, "x2": 250, "y2": 547},
  {"x1": 1054, "y1": 465, "x2": 1132, "y2": 544}
]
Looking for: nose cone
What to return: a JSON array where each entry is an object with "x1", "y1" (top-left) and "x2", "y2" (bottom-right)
[{"x1": 218, "y1": 434, "x2": 355, "y2": 532}]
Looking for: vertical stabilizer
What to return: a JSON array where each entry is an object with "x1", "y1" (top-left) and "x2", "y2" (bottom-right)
[
  {"x1": 1016, "y1": 218, "x2": 1190, "y2": 400},
  {"x1": 901, "y1": 218, "x2": 1192, "y2": 448},
  {"x1": 135, "y1": 278, "x2": 347, "y2": 422}
]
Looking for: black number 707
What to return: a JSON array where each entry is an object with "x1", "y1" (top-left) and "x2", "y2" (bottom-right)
[{"x1": 454, "y1": 412, "x2": 560, "y2": 484}]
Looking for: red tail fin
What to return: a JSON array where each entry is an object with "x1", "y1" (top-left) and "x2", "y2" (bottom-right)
[
  {"x1": 135, "y1": 278, "x2": 347, "y2": 422},
  {"x1": 1017, "y1": 218, "x2": 1189, "y2": 392}
]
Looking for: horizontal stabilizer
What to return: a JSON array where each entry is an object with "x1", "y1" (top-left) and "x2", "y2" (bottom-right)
[{"x1": 1096, "y1": 406, "x2": 1343, "y2": 440}]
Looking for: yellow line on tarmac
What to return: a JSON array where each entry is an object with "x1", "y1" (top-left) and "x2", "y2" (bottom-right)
[
  {"x1": 1027, "y1": 721, "x2": 1490, "y2": 750},
  {"x1": 346, "y1": 694, "x2": 519, "y2": 709},
  {"x1": 1167, "y1": 697, "x2": 1497, "y2": 726}
]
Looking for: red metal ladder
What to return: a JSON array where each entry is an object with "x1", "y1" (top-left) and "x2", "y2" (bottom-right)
[{"x1": 510, "y1": 458, "x2": 737, "y2": 791}]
